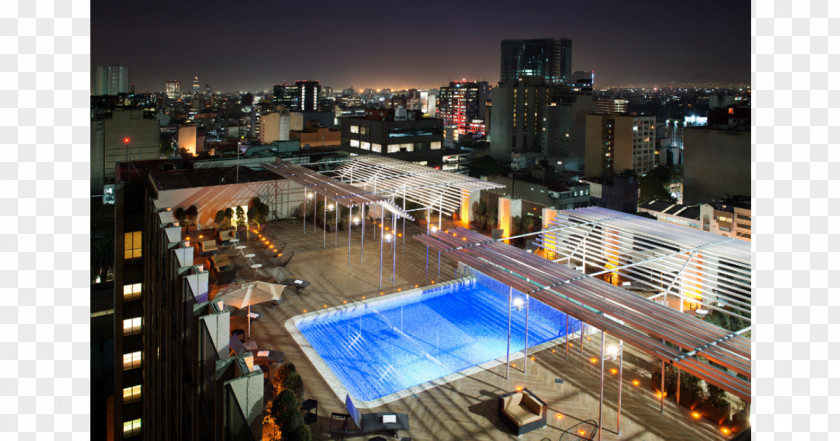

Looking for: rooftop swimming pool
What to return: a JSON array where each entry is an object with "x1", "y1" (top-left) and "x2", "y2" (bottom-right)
[{"x1": 287, "y1": 272, "x2": 581, "y2": 407}]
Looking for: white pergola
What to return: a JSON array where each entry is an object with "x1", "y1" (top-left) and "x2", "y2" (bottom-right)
[
  {"x1": 535, "y1": 206, "x2": 752, "y2": 322},
  {"x1": 263, "y1": 156, "x2": 505, "y2": 288}
]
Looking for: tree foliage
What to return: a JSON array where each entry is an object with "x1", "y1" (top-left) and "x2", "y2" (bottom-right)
[
  {"x1": 638, "y1": 166, "x2": 674, "y2": 205},
  {"x1": 468, "y1": 155, "x2": 501, "y2": 178}
]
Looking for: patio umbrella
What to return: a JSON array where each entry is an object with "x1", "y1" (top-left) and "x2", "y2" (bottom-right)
[{"x1": 215, "y1": 281, "x2": 287, "y2": 340}]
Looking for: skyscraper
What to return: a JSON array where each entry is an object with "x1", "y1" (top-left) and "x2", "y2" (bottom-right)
[
  {"x1": 272, "y1": 83, "x2": 301, "y2": 110},
  {"x1": 296, "y1": 80, "x2": 321, "y2": 112},
  {"x1": 94, "y1": 65, "x2": 131, "y2": 95},
  {"x1": 438, "y1": 81, "x2": 490, "y2": 139},
  {"x1": 499, "y1": 38, "x2": 572, "y2": 85},
  {"x1": 164, "y1": 81, "x2": 181, "y2": 99},
  {"x1": 192, "y1": 73, "x2": 200, "y2": 96}
]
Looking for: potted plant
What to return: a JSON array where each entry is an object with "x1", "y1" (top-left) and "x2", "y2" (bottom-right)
[
  {"x1": 248, "y1": 197, "x2": 270, "y2": 231},
  {"x1": 214, "y1": 210, "x2": 226, "y2": 229},
  {"x1": 174, "y1": 207, "x2": 187, "y2": 228},
  {"x1": 700, "y1": 383, "x2": 731, "y2": 425},
  {"x1": 324, "y1": 215, "x2": 336, "y2": 233},
  {"x1": 185, "y1": 205, "x2": 198, "y2": 233},
  {"x1": 523, "y1": 216, "x2": 535, "y2": 233},
  {"x1": 223, "y1": 207, "x2": 233, "y2": 228},
  {"x1": 676, "y1": 371, "x2": 704, "y2": 409}
]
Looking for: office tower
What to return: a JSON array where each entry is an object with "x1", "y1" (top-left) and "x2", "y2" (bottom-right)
[
  {"x1": 204, "y1": 84, "x2": 211, "y2": 96},
  {"x1": 272, "y1": 83, "x2": 301, "y2": 110},
  {"x1": 94, "y1": 65, "x2": 131, "y2": 95},
  {"x1": 341, "y1": 107, "x2": 442, "y2": 160},
  {"x1": 584, "y1": 114, "x2": 657, "y2": 177},
  {"x1": 500, "y1": 38, "x2": 572, "y2": 85},
  {"x1": 296, "y1": 80, "x2": 321, "y2": 111},
  {"x1": 438, "y1": 81, "x2": 490, "y2": 139},
  {"x1": 595, "y1": 97, "x2": 628, "y2": 114},
  {"x1": 542, "y1": 93, "x2": 596, "y2": 171},
  {"x1": 489, "y1": 76, "x2": 554, "y2": 160},
  {"x1": 192, "y1": 73, "x2": 200, "y2": 96},
  {"x1": 165, "y1": 81, "x2": 181, "y2": 99}
]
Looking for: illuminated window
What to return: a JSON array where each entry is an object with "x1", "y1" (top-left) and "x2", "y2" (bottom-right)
[
  {"x1": 123, "y1": 418, "x2": 142, "y2": 436},
  {"x1": 123, "y1": 283, "x2": 141, "y2": 301},
  {"x1": 360, "y1": 141, "x2": 370, "y2": 150},
  {"x1": 360, "y1": 127, "x2": 367, "y2": 135},
  {"x1": 123, "y1": 351, "x2": 142, "y2": 370},
  {"x1": 124, "y1": 231, "x2": 142, "y2": 260},
  {"x1": 123, "y1": 385, "x2": 142, "y2": 403},
  {"x1": 350, "y1": 125, "x2": 359, "y2": 133},
  {"x1": 349, "y1": 139, "x2": 360, "y2": 148},
  {"x1": 430, "y1": 141, "x2": 441, "y2": 150},
  {"x1": 123, "y1": 317, "x2": 142, "y2": 336},
  {"x1": 371, "y1": 143, "x2": 381, "y2": 153}
]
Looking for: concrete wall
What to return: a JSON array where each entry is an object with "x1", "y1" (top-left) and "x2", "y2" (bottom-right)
[
  {"x1": 683, "y1": 129, "x2": 750, "y2": 204},
  {"x1": 91, "y1": 110, "x2": 160, "y2": 194},
  {"x1": 497, "y1": 197, "x2": 522, "y2": 239}
]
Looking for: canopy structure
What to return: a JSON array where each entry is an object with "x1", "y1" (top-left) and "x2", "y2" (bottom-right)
[
  {"x1": 330, "y1": 155, "x2": 505, "y2": 215},
  {"x1": 263, "y1": 159, "x2": 413, "y2": 220},
  {"x1": 215, "y1": 281, "x2": 287, "y2": 340},
  {"x1": 414, "y1": 227, "x2": 750, "y2": 403},
  {"x1": 535, "y1": 206, "x2": 751, "y2": 321}
]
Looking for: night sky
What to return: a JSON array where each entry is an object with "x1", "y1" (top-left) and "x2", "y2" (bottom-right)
[{"x1": 92, "y1": 0, "x2": 751, "y2": 92}]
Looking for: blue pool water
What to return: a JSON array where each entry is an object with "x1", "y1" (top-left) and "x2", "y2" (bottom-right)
[{"x1": 295, "y1": 276, "x2": 581, "y2": 402}]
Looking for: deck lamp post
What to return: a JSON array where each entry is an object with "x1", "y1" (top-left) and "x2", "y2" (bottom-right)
[{"x1": 506, "y1": 294, "x2": 529, "y2": 378}]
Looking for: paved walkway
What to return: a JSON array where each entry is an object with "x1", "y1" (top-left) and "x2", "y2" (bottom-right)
[{"x1": 212, "y1": 218, "x2": 736, "y2": 441}]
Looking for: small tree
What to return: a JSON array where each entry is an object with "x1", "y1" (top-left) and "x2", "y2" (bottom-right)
[
  {"x1": 704, "y1": 383, "x2": 728, "y2": 410},
  {"x1": 271, "y1": 363, "x2": 297, "y2": 393},
  {"x1": 522, "y1": 216, "x2": 535, "y2": 232},
  {"x1": 282, "y1": 372, "x2": 304, "y2": 402},
  {"x1": 214, "y1": 210, "x2": 226, "y2": 227},
  {"x1": 270, "y1": 390, "x2": 303, "y2": 439},
  {"x1": 224, "y1": 208, "x2": 234, "y2": 228},
  {"x1": 174, "y1": 207, "x2": 186, "y2": 225},
  {"x1": 186, "y1": 205, "x2": 198, "y2": 226}
]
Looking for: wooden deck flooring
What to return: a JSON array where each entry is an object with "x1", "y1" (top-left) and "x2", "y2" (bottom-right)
[{"x1": 212, "y1": 218, "x2": 734, "y2": 441}]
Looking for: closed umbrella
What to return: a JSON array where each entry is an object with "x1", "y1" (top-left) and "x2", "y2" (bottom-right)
[{"x1": 215, "y1": 281, "x2": 287, "y2": 340}]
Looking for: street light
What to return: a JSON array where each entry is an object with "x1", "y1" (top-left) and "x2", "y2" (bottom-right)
[
  {"x1": 123, "y1": 137, "x2": 130, "y2": 161},
  {"x1": 506, "y1": 292, "x2": 530, "y2": 379}
]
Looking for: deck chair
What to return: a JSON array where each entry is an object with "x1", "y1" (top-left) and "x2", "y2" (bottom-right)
[
  {"x1": 228, "y1": 335, "x2": 285, "y2": 365},
  {"x1": 329, "y1": 395, "x2": 410, "y2": 438},
  {"x1": 218, "y1": 229, "x2": 237, "y2": 244},
  {"x1": 200, "y1": 240, "x2": 218, "y2": 256}
]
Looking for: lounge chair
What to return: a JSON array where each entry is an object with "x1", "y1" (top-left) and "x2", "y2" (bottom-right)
[
  {"x1": 329, "y1": 395, "x2": 409, "y2": 438},
  {"x1": 498, "y1": 388, "x2": 547, "y2": 435},
  {"x1": 200, "y1": 240, "x2": 218, "y2": 256},
  {"x1": 211, "y1": 254, "x2": 235, "y2": 285},
  {"x1": 229, "y1": 335, "x2": 284, "y2": 365},
  {"x1": 218, "y1": 229, "x2": 237, "y2": 244}
]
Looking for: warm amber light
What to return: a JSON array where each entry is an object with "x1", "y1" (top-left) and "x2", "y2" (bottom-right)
[
  {"x1": 579, "y1": 430, "x2": 586, "y2": 436},
  {"x1": 414, "y1": 284, "x2": 418, "y2": 288},
  {"x1": 590, "y1": 357, "x2": 597, "y2": 363},
  {"x1": 632, "y1": 380, "x2": 640, "y2": 386},
  {"x1": 185, "y1": 236, "x2": 190, "y2": 240},
  {"x1": 721, "y1": 428, "x2": 730, "y2": 435},
  {"x1": 397, "y1": 288, "x2": 401, "y2": 292},
  {"x1": 530, "y1": 356, "x2": 535, "y2": 361},
  {"x1": 610, "y1": 368, "x2": 618, "y2": 374},
  {"x1": 515, "y1": 386, "x2": 523, "y2": 391},
  {"x1": 343, "y1": 300, "x2": 347, "y2": 304},
  {"x1": 198, "y1": 234, "x2": 203, "y2": 239},
  {"x1": 692, "y1": 412, "x2": 701, "y2": 419},
  {"x1": 551, "y1": 349, "x2": 556, "y2": 353},
  {"x1": 323, "y1": 304, "x2": 327, "y2": 308},
  {"x1": 362, "y1": 296, "x2": 366, "y2": 299},
  {"x1": 556, "y1": 414, "x2": 563, "y2": 420},
  {"x1": 303, "y1": 309, "x2": 307, "y2": 313}
]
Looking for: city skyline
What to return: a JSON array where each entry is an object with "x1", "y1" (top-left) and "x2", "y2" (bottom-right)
[{"x1": 92, "y1": 0, "x2": 750, "y2": 92}]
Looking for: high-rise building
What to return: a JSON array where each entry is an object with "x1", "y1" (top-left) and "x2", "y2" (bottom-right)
[
  {"x1": 94, "y1": 65, "x2": 131, "y2": 95},
  {"x1": 438, "y1": 81, "x2": 490, "y2": 139},
  {"x1": 584, "y1": 114, "x2": 657, "y2": 177},
  {"x1": 567, "y1": 71, "x2": 594, "y2": 93},
  {"x1": 192, "y1": 73, "x2": 200, "y2": 96},
  {"x1": 340, "y1": 108, "x2": 443, "y2": 161},
  {"x1": 165, "y1": 81, "x2": 181, "y2": 99},
  {"x1": 595, "y1": 97, "x2": 628, "y2": 114},
  {"x1": 272, "y1": 83, "x2": 301, "y2": 110},
  {"x1": 542, "y1": 93, "x2": 596, "y2": 171},
  {"x1": 489, "y1": 76, "x2": 554, "y2": 160},
  {"x1": 296, "y1": 80, "x2": 321, "y2": 112},
  {"x1": 500, "y1": 38, "x2": 572, "y2": 85}
]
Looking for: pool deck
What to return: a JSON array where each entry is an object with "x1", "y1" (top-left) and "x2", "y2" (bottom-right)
[{"x1": 209, "y1": 217, "x2": 737, "y2": 441}]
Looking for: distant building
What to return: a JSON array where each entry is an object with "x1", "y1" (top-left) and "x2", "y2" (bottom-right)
[
  {"x1": 595, "y1": 97, "x2": 627, "y2": 114},
  {"x1": 289, "y1": 111, "x2": 335, "y2": 131},
  {"x1": 438, "y1": 81, "x2": 490, "y2": 140},
  {"x1": 567, "y1": 71, "x2": 594, "y2": 93},
  {"x1": 259, "y1": 110, "x2": 291, "y2": 144},
  {"x1": 94, "y1": 65, "x2": 130, "y2": 95},
  {"x1": 296, "y1": 80, "x2": 321, "y2": 111},
  {"x1": 682, "y1": 110, "x2": 749, "y2": 204},
  {"x1": 486, "y1": 175, "x2": 591, "y2": 210},
  {"x1": 700, "y1": 196, "x2": 751, "y2": 242},
  {"x1": 489, "y1": 76, "x2": 553, "y2": 161},
  {"x1": 165, "y1": 81, "x2": 180, "y2": 99},
  {"x1": 638, "y1": 200, "x2": 702, "y2": 229},
  {"x1": 90, "y1": 109, "x2": 160, "y2": 194},
  {"x1": 542, "y1": 93, "x2": 596, "y2": 171},
  {"x1": 584, "y1": 114, "x2": 656, "y2": 177},
  {"x1": 291, "y1": 121, "x2": 341, "y2": 149},
  {"x1": 340, "y1": 107, "x2": 443, "y2": 161},
  {"x1": 272, "y1": 83, "x2": 301, "y2": 110},
  {"x1": 500, "y1": 38, "x2": 572, "y2": 85},
  {"x1": 580, "y1": 175, "x2": 639, "y2": 213},
  {"x1": 192, "y1": 73, "x2": 200, "y2": 96}
]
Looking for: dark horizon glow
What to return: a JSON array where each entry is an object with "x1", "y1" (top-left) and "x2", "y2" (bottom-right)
[{"x1": 92, "y1": 0, "x2": 750, "y2": 93}]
